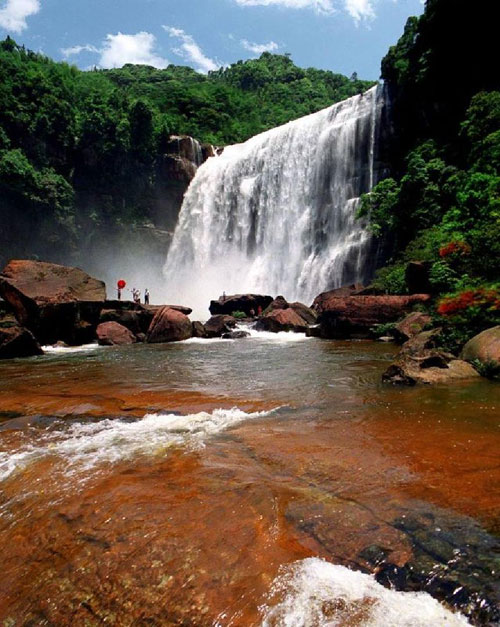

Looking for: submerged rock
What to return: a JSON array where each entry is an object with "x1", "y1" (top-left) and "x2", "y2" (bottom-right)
[
  {"x1": 96, "y1": 322, "x2": 136, "y2": 346},
  {"x1": 221, "y1": 330, "x2": 250, "y2": 339},
  {"x1": 147, "y1": 306, "x2": 192, "y2": 343},
  {"x1": 312, "y1": 292, "x2": 432, "y2": 339},
  {"x1": 0, "y1": 260, "x2": 106, "y2": 345}
]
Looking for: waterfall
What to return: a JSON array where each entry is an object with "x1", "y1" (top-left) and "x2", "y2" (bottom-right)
[{"x1": 163, "y1": 84, "x2": 387, "y2": 317}]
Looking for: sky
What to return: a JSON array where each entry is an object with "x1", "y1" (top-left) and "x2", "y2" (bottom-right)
[{"x1": 0, "y1": 0, "x2": 424, "y2": 80}]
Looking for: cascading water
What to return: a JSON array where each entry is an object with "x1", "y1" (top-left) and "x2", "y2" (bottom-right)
[{"x1": 163, "y1": 84, "x2": 388, "y2": 317}]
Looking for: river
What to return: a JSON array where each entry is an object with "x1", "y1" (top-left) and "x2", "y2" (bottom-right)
[{"x1": 0, "y1": 330, "x2": 498, "y2": 625}]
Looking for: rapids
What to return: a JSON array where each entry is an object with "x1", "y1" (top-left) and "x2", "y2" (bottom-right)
[{"x1": 0, "y1": 332, "x2": 498, "y2": 624}]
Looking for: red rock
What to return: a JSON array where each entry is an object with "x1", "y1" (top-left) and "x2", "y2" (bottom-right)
[
  {"x1": 289, "y1": 301, "x2": 317, "y2": 325},
  {"x1": 147, "y1": 307, "x2": 192, "y2": 343},
  {"x1": 312, "y1": 292, "x2": 432, "y2": 339},
  {"x1": 0, "y1": 260, "x2": 106, "y2": 345},
  {"x1": 256, "y1": 308, "x2": 307, "y2": 333},
  {"x1": 204, "y1": 315, "x2": 236, "y2": 338},
  {"x1": 96, "y1": 322, "x2": 136, "y2": 346},
  {"x1": 0, "y1": 316, "x2": 43, "y2": 359},
  {"x1": 192, "y1": 321, "x2": 207, "y2": 338}
]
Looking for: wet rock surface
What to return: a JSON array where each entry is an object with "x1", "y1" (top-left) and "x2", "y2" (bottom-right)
[
  {"x1": 96, "y1": 322, "x2": 137, "y2": 346},
  {"x1": 392, "y1": 312, "x2": 432, "y2": 344},
  {"x1": 146, "y1": 306, "x2": 192, "y2": 343},
  {"x1": 204, "y1": 314, "x2": 237, "y2": 338},
  {"x1": 256, "y1": 308, "x2": 308, "y2": 333}
]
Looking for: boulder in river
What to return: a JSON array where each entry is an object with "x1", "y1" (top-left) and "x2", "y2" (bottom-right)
[
  {"x1": 0, "y1": 305, "x2": 43, "y2": 359},
  {"x1": 312, "y1": 291, "x2": 432, "y2": 339},
  {"x1": 204, "y1": 315, "x2": 237, "y2": 338},
  {"x1": 382, "y1": 328, "x2": 479, "y2": 385},
  {"x1": 0, "y1": 260, "x2": 106, "y2": 345},
  {"x1": 221, "y1": 330, "x2": 250, "y2": 339},
  {"x1": 147, "y1": 306, "x2": 192, "y2": 343},
  {"x1": 256, "y1": 308, "x2": 308, "y2": 333},
  {"x1": 192, "y1": 321, "x2": 208, "y2": 338},
  {"x1": 460, "y1": 326, "x2": 500, "y2": 366},
  {"x1": 209, "y1": 294, "x2": 273, "y2": 317},
  {"x1": 96, "y1": 321, "x2": 137, "y2": 346}
]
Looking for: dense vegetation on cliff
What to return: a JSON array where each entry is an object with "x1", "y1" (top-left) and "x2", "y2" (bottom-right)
[
  {"x1": 358, "y1": 0, "x2": 499, "y2": 348},
  {"x1": 0, "y1": 38, "x2": 372, "y2": 267}
]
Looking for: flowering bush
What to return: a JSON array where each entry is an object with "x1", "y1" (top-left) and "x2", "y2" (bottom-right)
[
  {"x1": 439, "y1": 240, "x2": 471, "y2": 258},
  {"x1": 437, "y1": 287, "x2": 500, "y2": 316}
]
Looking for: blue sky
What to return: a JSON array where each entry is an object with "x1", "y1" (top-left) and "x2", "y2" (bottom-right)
[{"x1": 0, "y1": 0, "x2": 424, "y2": 79}]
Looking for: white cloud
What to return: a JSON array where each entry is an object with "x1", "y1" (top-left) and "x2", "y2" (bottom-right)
[
  {"x1": 99, "y1": 32, "x2": 168, "y2": 69},
  {"x1": 61, "y1": 44, "x2": 100, "y2": 58},
  {"x1": 344, "y1": 0, "x2": 375, "y2": 23},
  {"x1": 163, "y1": 26, "x2": 220, "y2": 73},
  {"x1": 61, "y1": 32, "x2": 168, "y2": 69},
  {"x1": 241, "y1": 39, "x2": 279, "y2": 55},
  {"x1": 0, "y1": 0, "x2": 40, "y2": 33},
  {"x1": 233, "y1": 0, "x2": 335, "y2": 15}
]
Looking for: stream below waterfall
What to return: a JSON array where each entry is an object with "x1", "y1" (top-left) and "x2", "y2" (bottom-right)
[{"x1": 0, "y1": 331, "x2": 498, "y2": 625}]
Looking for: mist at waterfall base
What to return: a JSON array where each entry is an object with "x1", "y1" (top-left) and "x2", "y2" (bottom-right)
[{"x1": 163, "y1": 85, "x2": 387, "y2": 319}]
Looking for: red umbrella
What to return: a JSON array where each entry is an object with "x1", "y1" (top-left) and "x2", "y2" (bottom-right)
[{"x1": 117, "y1": 279, "x2": 126, "y2": 289}]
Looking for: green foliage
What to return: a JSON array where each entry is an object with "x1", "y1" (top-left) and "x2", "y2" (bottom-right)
[
  {"x1": 231, "y1": 311, "x2": 247, "y2": 319},
  {"x1": 370, "y1": 263, "x2": 408, "y2": 295},
  {"x1": 370, "y1": 321, "x2": 397, "y2": 338},
  {"x1": 0, "y1": 37, "x2": 374, "y2": 268},
  {"x1": 471, "y1": 359, "x2": 500, "y2": 380}
]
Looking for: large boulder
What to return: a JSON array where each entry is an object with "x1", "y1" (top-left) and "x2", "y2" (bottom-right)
[
  {"x1": 256, "y1": 308, "x2": 308, "y2": 333},
  {"x1": 96, "y1": 321, "x2": 136, "y2": 346},
  {"x1": 209, "y1": 294, "x2": 273, "y2": 317},
  {"x1": 99, "y1": 301, "x2": 155, "y2": 337},
  {"x1": 461, "y1": 326, "x2": 500, "y2": 365},
  {"x1": 191, "y1": 321, "x2": 208, "y2": 338},
  {"x1": 0, "y1": 306, "x2": 43, "y2": 359},
  {"x1": 312, "y1": 292, "x2": 432, "y2": 339},
  {"x1": 392, "y1": 312, "x2": 432, "y2": 344},
  {"x1": 383, "y1": 358, "x2": 479, "y2": 385},
  {"x1": 204, "y1": 315, "x2": 237, "y2": 338},
  {"x1": 0, "y1": 260, "x2": 106, "y2": 345},
  {"x1": 147, "y1": 306, "x2": 192, "y2": 343},
  {"x1": 289, "y1": 302, "x2": 318, "y2": 325},
  {"x1": 382, "y1": 327, "x2": 479, "y2": 385}
]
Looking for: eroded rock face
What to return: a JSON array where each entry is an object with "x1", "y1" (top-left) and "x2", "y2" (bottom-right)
[
  {"x1": 192, "y1": 321, "x2": 207, "y2": 338},
  {"x1": 289, "y1": 302, "x2": 317, "y2": 325},
  {"x1": 209, "y1": 294, "x2": 273, "y2": 317},
  {"x1": 0, "y1": 308, "x2": 43, "y2": 359},
  {"x1": 100, "y1": 302, "x2": 155, "y2": 337},
  {"x1": 312, "y1": 292, "x2": 432, "y2": 339},
  {"x1": 256, "y1": 308, "x2": 308, "y2": 333},
  {"x1": 96, "y1": 322, "x2": 137, "y2": 346},
  {"x1": 147, "y1": 306, "x2": 192, "y2": 343},
  {"x1": 0, "y1": 260, "x2": 106, "y2": 345},
  {"x1": 461, "y1": 326, "x2": 500, "y2": 365},
  {"x1": 204, "y1": 315, "x2": 237, "y2": 338}
]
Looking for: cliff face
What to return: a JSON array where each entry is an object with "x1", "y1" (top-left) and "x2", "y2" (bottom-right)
[{"x1": 1, "y1": 135, "x2": 211, "y2": 289}]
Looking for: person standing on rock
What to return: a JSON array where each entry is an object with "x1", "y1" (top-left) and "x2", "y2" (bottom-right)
[{"x1": 144, "y1": 288, "x2": 150, "y2": 305}]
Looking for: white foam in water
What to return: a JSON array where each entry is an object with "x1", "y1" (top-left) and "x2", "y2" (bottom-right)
[
  {"x1": 261, "y1": 558, "x2": 470, "y2": 626},
  {"x1": 243, "y1": 327, "x2": 312, "y2": 343},
  {"x1": 0, "y1": 407, "x2": 277, "y2": 482},
  {"x1": 42, "y1": 342, "x2": 101, "y2": 354}
]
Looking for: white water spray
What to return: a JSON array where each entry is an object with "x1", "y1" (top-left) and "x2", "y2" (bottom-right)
[{"x1": 164, "y1": 85, "x2": 387, "y2": 317}]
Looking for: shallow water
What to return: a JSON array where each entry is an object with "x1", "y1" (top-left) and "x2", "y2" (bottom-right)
[{"x1": 0, "y1": 332, "x2": 498, "y2": 625}]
